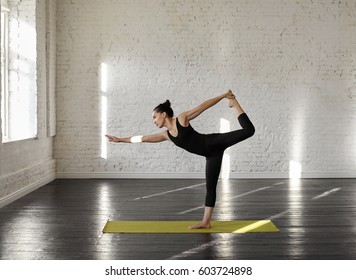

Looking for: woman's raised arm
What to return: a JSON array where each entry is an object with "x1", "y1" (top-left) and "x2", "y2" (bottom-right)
[{"x1": 179, "y1": 90, "x2": 235, "y2": 125}]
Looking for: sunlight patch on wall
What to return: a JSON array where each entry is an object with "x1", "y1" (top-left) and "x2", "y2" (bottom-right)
[
  {"x1": 289, "y1": 96, "x2": 305, "y2": 184},
  {"x1": 100, "y1": 63, "x2": 108, "y2": 159},
  {"x1": 101, "y1": 95, "x2": 108, "y2": 159},
  {"x1": 289, "y1": 160, "x2": 302, "y2": 179},
  {"x1": 289, "y1": 160, "x2": 302, "y2": 188},
  {"x1": 101, "y1": 62, "x2": 107, "y2": 93}
]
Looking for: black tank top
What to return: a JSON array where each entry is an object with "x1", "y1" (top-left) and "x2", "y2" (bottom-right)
[{"x1": 167, "y1": 118, "x2": 210, "y2": 157}]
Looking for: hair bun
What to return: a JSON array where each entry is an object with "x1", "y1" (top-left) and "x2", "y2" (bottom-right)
[{"x1": 163, "y1": 100, "x2": 171, "y2": 107}]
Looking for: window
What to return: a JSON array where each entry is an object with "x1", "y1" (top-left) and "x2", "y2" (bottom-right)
[
  {"x1": 1, "y1": 5, "x2": 9, "y2": 140},
  {"x1": 1, "y1": 0, "x2": 37, "y2": 143}
]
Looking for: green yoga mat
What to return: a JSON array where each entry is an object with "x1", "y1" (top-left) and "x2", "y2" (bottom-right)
[{"x1": 102, "y1": 220, "x2": 279, "y2": 233}]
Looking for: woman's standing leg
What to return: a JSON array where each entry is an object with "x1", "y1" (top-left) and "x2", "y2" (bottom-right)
[{"x1": 189, "y1": 153, "x2": 224, "y2": 229}]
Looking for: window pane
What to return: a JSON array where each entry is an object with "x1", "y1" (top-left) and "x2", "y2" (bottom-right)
[
  {"x1": 1, "y1": 11, "x2": 8, "y2": 140},
  {"x1": 2, "y1": 1, "x2": 37, "y2": 143}
]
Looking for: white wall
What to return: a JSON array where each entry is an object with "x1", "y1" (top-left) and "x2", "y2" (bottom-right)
[
  {"x1": 0, "y1": 0, "x2": 56, "y2": 206},
  {"x1": 54, "y1": 0, "x2": 355, "y2": 179}
]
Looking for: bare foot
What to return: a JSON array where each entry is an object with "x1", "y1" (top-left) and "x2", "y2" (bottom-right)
[{"x1": 189, "y1": 221, "x2": 211, "y2": 229}]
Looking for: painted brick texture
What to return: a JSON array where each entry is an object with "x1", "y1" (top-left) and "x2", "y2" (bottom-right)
[{"x1": 55, "y1": 0, "x2": 356, "y2": 178}]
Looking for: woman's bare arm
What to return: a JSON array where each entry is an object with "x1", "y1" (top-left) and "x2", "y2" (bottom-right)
[
  {"x1": 105, "y1": 131, "x2": 169, "y2": 143},
  {"x1": 178, "y1": 90, "x2": 235, "y2": 125}
]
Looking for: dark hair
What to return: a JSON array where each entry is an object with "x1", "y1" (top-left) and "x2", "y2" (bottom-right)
[{"x1": 154, "y1": 100, "x2": 174, "y2": 118}]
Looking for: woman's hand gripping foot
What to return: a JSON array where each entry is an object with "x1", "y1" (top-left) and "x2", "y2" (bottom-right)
[{"x1": 226, "y1": 90, "x2": 237, "y2": 108}]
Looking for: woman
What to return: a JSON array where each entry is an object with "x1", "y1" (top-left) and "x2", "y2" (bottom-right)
[{"x1": 106, "y1": 90, "x2": 255, "y2": 229}]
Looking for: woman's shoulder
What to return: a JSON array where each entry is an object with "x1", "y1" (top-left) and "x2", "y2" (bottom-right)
[{"x1": 177, "y1": 113, "x2": 190, "y2": 127}]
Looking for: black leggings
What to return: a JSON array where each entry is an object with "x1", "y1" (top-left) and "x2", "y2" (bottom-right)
[{"x1": 205, "y1": 113, "x2": 255, "y2": 207}]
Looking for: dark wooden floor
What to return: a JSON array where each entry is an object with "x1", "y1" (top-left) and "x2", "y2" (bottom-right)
[{"x1": 0, "y1": 178, "x2": 356, "y2": 260}]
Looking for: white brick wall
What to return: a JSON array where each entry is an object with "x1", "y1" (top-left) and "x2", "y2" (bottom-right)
[
  {"x1": 0, "y1": 0, "x2": 56, "y2": 205},
  {"x1": 53, "y1": 0, "x2": 354, "y2": 178}
]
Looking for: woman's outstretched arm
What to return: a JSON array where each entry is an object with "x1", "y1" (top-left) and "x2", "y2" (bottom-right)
[
  {"x1": 179, "y1": 90, "x2": 235, "y2": 125},
  {"x1": 105, "y1": 131, "x2": 168, "y2": 143}
]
